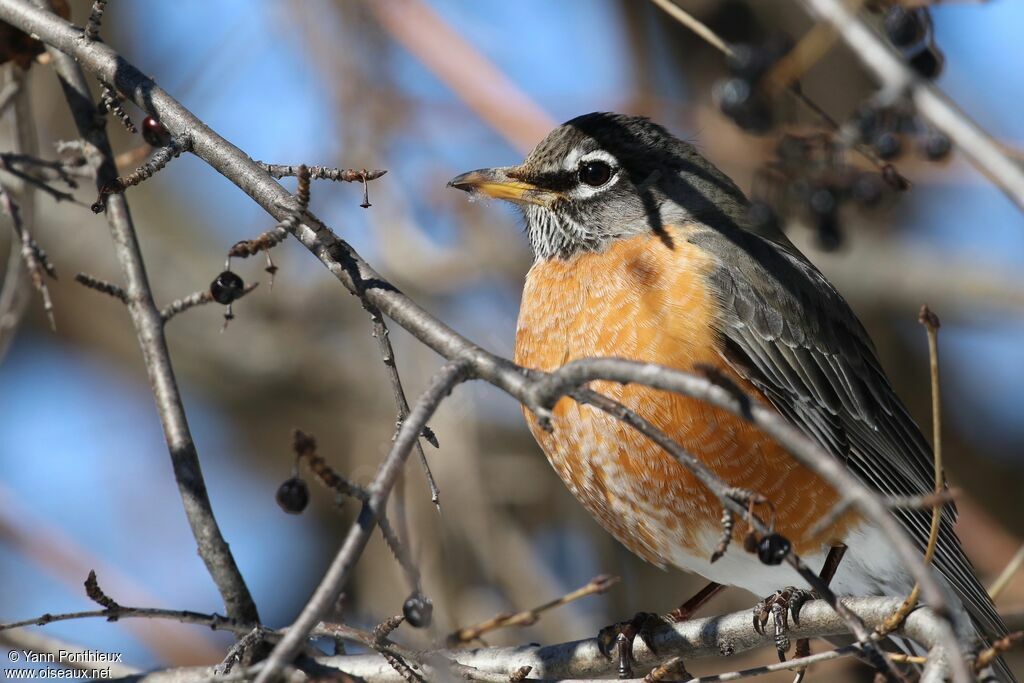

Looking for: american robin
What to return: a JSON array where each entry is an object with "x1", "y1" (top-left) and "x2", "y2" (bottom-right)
[{"x1": 449, "y1": 112, "x2": 1013, "y2": 677}]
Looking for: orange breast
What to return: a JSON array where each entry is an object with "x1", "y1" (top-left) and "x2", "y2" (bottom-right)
[{"x1": 515, "y1": 225, "x2": 856, "y2": 566}]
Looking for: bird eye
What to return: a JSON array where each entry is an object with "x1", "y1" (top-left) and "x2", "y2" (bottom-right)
[{"x1": 578, "y1": 160, "x2": 613, "y2": 187}]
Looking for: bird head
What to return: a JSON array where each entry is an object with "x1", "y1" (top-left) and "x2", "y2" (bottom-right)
[{"x1": 448, "y1": 112, "x2": 753, "y2": 260}]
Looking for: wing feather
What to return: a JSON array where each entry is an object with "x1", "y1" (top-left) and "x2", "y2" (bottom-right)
[{"x1": 692, "y1": 226, "x2": 1009, "y2": 654}]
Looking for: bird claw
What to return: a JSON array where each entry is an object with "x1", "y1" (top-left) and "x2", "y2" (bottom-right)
[
  {"x1": 597, "y1": 612, "x2": 665, "y2": 678},
  {"x1": 752, "y1": 587, "x2": 814, "y2": 661}
]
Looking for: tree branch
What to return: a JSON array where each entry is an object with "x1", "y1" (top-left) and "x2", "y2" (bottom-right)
[
  {"x1": 88, "y1": 598, "x2": 948, "y2": 683},
  {"x1": 29, "y1": 1, "x2": 258, "y2": 625},
  {"x1": 365, "y1": 302, "x2": 441, "y2": 507},
  {"x1": 0, "y1": 64, "x2": 38, "y2": 360},
  {"x1": 446, "y1": 574, "x2": 620, "y2": 646}
]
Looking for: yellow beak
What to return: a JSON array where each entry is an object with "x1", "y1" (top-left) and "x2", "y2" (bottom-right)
[{"x1": 448, "y1": 167, "x2": 560, "y2": 207}]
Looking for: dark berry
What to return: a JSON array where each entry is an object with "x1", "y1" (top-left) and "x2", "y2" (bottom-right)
[
  {"x1": 894, "y1": 109, "x2": 919, "y2": 135},
  {"x1": 884, "y1": 7, "x2": 927, "y2": 48},
  {"x1": 727, "y1": 37, "x2": 792, "y2": 81},
  {"x1": 716, "y1": 77, "x2": 774, "y2": 133},
  {"x1": 740, "y1": 102, "x2": 776, "y2": 133},
  {"x1": 789, "y1": 178, "x2": 812, "y2": 203},
  {"x1": 276, "y1": 477, "x2": 309, "y2": 514},
  {"x1": 141, "y1": 116, "x2": 171, "y2": 147},
  {"x1": 854, "y1": 104, "x2": 880, "y2": 142},
  {"x1": 923, "y1": 132, "x2": 952, "y2": 161},
  {"x1": 757, "y1": 533, "x2": 791, "y2": 565},
  {"x1": 776, "y1": 136, "x2": 807, "y2": 164},
  {"x1": 808, "y1": 187, "x2": 842, "y2": 250},
  {"x1": 728, "y1": 44, "x2": 773, "y2": 81},
  {"x1": 909, "y1": 46, "x2": 944, "y2": 80},
  {"x1": 402, "y1": 592, "x2": 433, "y2": 628},
  {"x1": 717, "y1": 77, "x2": 753, "y2": 116},
  {"x1": 746, "y1": 201, "x2": 779, "y2": 235},
  {"x1": 816, "y1": 211, "x2": 843, "y2": 251},
  {"x1": 210, "y1": 270, "x2": 244, "y2": 305},
  {"x1": 872, "y1": 131, "x2": 902, "y2": 160},
  {"x1": 808, "y1": 187, "x2": 837, "y2": 217},
  {"x1": 852, "y1": 173, "x2": 884, "y2": 207}
]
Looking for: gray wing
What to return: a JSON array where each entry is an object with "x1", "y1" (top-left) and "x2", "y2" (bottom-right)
[{"x1": 691, "y1": 226, "x2": 1008, "y2": 644}]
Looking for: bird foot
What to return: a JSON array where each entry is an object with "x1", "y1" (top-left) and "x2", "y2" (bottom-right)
[
  {"x1": 752, "y1": 587, "x2": 814, "y2": 661},
  {"x1": 598, "y1": 583, "x2": 723, "y2": 678},
  {"x1": 597, "y1": 612, "x2": 666, "y2": 678}
]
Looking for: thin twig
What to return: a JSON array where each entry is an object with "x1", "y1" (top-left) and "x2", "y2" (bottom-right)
[
  {"x1": 376, "y1": 513, "x2": 422, "y2": 595},
  {"x1": 258, "y1": 163, "x2": 386, "y2": 183},
  {"x1": 648, "y1": 0, "x2": 731, "y2": 55},
  {"x1": 1, "y1": 153, "x2": 79, "y2": 202},
  {"x1": 645, "y1": 656, "x2": 690, "y2": 682},
  {"x1": 809, "y1": 488, "x2": 956, "y2": 538},
  {"x1": 509, "y1": 665, "x2": 532, "y2": 682},
  {"x1": 82, "y1": 0, "x2": 107, "y2": 43},
  {"x1": 1, "y1": 151, "x2": 85, "y2": 184},
  {"x1": 98, "y1": 81, "x2": 136, "y2": 133},
  {"x1": 890, "y1": 653, "x2": 928, "y2": 665},
  {"x1": 292, "y1": 429, "x2": 369, "y2": 501},
  {"x1": 0, "y1": 180, "x2": 56, "y2": 329},
  {"x1": 0, "y1": 65, "x2": 38, "y2": 366},
  {"x1": 227, "y1": 226, "x2": 288, "y2": 259},
  {"x1": 370, "y1": 616, "x2": 421, "y2": 683},
  {"x1": 93, "y1": 134, "x2": 191, "y2": 212},
  {"x1": 0, "y1": 606, "x2": 249, "y2": 635},
  {"x1": 974, "y1": 632, "x2": 1024, "y2": 672},
  {"x1": 989, "y1": 543, "x2": 1024, "y2": 601},
  {"x1": 877, "y1": 306, "x2": 945, "y2": 635},
  {"x1": 447, "y1": 574, "x2": 620, "y2": 646},
  {"x1": 217, "y1": 627, "x2": 273, "y2": 676},
  {"x1": 916, "y1": 308, "x2": 947, "y2": 549},
  {"x1": 160, "y1": 282, "x2": 258, "y2": 322},
  {"x1": 652, "y1": 645, "x2": 861, "y2": 683},
  {"x1": 74, "y1": 272, "x2": 127, "y2": 303},
  {"x1": 366, "y1": 303, "x2": 442, "y2": 507},
  {"x1": 229, "y1": 164, "x2": 310, "y2": 282}
]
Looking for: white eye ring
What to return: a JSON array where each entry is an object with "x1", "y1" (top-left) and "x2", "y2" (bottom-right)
[{"x1": 568, "y1": 149, "x2": 618, "y2": 171}]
